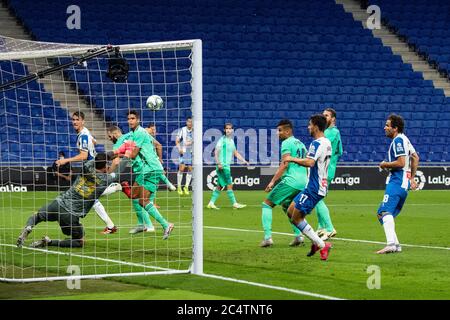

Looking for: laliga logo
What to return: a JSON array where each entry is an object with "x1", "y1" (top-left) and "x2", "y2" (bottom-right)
[
  {"x1": 206, "y1": 170, "x2": 218, "y2": 191},
  {"x1": 0, "y1": 184, "x2": 28, "y2": 192},
  {"x1": 414, "y1": 171, "x2": 426, "y2": 190},
  {"x1": 206, "y1": 170, "x2": 260, "y2": 191}
]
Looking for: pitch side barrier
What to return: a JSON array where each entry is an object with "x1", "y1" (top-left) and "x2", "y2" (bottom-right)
[{"x1": 1, "y1": 165, "x2": 449, "y2": 192}]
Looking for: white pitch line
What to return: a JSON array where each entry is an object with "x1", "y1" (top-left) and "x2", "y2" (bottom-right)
[
  {"x1": 205, "y1": 226, "x2": 450, "y2": 251},
  {"x1": 0, "y1": 243, "x2": 174, "y2": 272},
  {"x1": 201, "y1": 273, "x2": 345, "y2": 300},
  {"x1": 1, "y1": 244, "x2": 344, "y2": 299},
  {"x1": 242, "y1": 203, "x2": 449, "y2": 207}
]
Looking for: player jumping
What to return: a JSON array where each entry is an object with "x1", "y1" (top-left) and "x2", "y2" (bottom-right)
[{"x1": 119, "y1": 110, "x2": 174, "y2": 239}]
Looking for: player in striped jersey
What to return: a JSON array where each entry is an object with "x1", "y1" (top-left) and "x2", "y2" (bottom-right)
[
  {"x1": 55, "y1": 111, "x2": 118, "y2": 234},
  {"x1": 315, "y1": 108, "x2": 343, "y2": 240},
  {"x1": 376, "y1": 114, "x2": 419, "y2": 254},
  {"x1": 176, "y1": 118, "x2": 193, "y2": 195},
  {"x1": 285, "y1": 114, "x2": 333, "y2": 260}
]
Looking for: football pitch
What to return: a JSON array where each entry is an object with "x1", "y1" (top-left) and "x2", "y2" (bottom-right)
[{"x1": 0, "y1": 190, "x2": 449, "y2": 300}]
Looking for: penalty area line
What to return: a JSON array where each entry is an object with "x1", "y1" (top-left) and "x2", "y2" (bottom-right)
[
  {"x1": 200, "y1": 273, "x2": 345, "y2": 300},
  {"x1": 204, "y1": 226, "x2": 450, "y2": 251}
]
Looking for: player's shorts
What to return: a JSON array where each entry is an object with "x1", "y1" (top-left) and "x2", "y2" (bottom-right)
[
  {"x1": 135, "y1": 171, "x2": 164, "y2": 193},
  {"x1": 179, "y1": 151, "x2": 193, "y2": 166},
  {"x1": 293, "y1": 188, "x2": 324, "y2": 215},
  {"x1": 267, "y1": 180, "x2": 301, "y2": 208},
  {"x1": 37, "y1": 200, "x2": 84, "y2": 239},
  {"x1": 377, "y1": 183, "x2": 408, "y2": 223},
  {"x1": 216, "y1": 166, "x2": 232, "y2": 187}
]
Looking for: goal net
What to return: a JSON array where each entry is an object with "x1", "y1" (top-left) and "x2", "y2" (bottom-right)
[{"x1": 0, "y1": 36, "x2": 203, "y2": 282}]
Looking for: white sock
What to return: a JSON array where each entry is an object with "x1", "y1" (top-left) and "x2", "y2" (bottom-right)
[
  {"x1": 177, "y1": 172, "x2": 183, "y2": 187},
  {"x1": 185, "y1": 173, "x2": 192, "y2": 187},
  {"x1": 298, "y1": 221, "x2": 325, "y2": 248},
  {"x1": 93, "y1": 200, "x2": 114, "y2": 229},
  {"x1": 393, "y1": 233, "x2": 400, "y2": 246},
  {"x1": 101, "y1": 183, "x2": 121, "y2": 196},
  {"x1": 382, "y1": 214, "x2": 396, "y2": 247}
]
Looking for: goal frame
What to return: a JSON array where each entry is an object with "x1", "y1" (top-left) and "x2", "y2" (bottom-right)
[{"x1": 0, "y1": 38, "x2": 203, "y2": 282}]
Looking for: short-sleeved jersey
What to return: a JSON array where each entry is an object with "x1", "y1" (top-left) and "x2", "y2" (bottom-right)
[
  {"x1": 324, "y1": 125, "x2": 343, "y2": 180},
  {"x1": 385, "y1": 133, "x2": 416, "y2": 190},
  {"x1": 216, "y1": 136, "x2": 236, "y2": 168},
  {"x1": 177, "y1": 126, "x2": 193, "y2": 154},
  {"x1": 131, "y1": 126, "x2": 163, "y2": 173},
  {"x1": 56, "y1": 160, "x2": 127, "y2": 217},
  {"x1": 305, "y1": 137, "x2": 332, "y2": 197},
  {"x1": 280, "y1": 136, "x2": 308, "y2": 190},
  {"x1": 77, "y1": 127, "x2": 97, "y2": 160}
]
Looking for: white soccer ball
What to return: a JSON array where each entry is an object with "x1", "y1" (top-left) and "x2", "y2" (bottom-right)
[{"x1": 146, "y1": 95, "x2": 164, "y2": 111}]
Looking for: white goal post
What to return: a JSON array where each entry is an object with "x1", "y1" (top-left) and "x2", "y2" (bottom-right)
[{"x1": 0, "y1": 36, "x2": 203, "y2": 282}]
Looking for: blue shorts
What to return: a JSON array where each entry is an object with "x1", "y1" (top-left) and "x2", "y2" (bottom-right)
[
  {"x1": 377, "y1": 183, "x2": 408, "y2": 223},
  {"x1": 293, "y1": 189, "x2": 324, "y2": 215},
  {"x1": 179, "y1": 152, "x2": 192, "y2": 166}
]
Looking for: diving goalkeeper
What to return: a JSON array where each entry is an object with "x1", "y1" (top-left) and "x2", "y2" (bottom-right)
[{"x1": 16, "y1": 153, "x2": 129, "y2": 248}]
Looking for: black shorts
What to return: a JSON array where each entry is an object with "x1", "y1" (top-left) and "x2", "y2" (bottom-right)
[{"x1": 37, "y1": 200, "x2": 84, "y2": 239}]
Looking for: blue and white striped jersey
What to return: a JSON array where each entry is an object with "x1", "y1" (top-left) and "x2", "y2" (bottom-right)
[
  {"x1": 305, "y1": 137, "x2": 332, "y2": 197},
  {"x1": 77, "y1": 127, "x2": 97, "y2": 160},
  {"x1": 386, "y1": 133, "x2": 416, "y2": 190}
]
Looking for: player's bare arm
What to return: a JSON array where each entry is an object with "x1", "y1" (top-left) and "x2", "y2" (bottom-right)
[
  {"x1": 176, "y1": 136, "x2": 183, "y2": 155},
  {"x1": 379, "y1": 156, "x2": 405, "y2": 170},
  {"x1": 214, "y1": 146, "x2": 223, "y2": 170},
  {"x1": 284, "y1": 155, "x2": 315, "y2": 168},
  {"x1": 265, "y1": 153, "x2": 289, "y2": 192},
  {"x1": 233, "y1": 150, "x2": 249, "y2": 165},
  {"x1": 153, "y1": 139, "x2": 163, "y2": 163},
  {"x1": 55, "y1": 150, "x2": 88, "y2": 166},
  {"x1": 409, "y1": 152, "x2": 420, "y2": 190}
]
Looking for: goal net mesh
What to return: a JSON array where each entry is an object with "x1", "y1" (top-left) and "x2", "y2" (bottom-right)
[{"x1": 0, "y1": 36, "x2": 201, "y2": 281}]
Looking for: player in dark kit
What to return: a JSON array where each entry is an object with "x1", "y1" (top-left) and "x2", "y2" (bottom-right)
[{"x1": 16, "y1": 153, "x2": 129, "y2": 248}]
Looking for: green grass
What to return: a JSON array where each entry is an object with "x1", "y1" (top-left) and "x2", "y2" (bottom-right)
[{"x1": 1, "y1": 190, "x2": 449, "y2": 300}]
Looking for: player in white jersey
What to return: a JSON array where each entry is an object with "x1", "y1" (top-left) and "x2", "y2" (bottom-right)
[
  {"x1": 56, "y1": 111, "x2": 118, "y2": 234},
  {"x1": 376, "y1": 114, "x2": 419, "y2": 254},
  {"x1": 284, "y1": 114, "x2": 333, "y2": 261},
  {"x1": 176, "y1": 117, "x2": 193, "y2": 195}
]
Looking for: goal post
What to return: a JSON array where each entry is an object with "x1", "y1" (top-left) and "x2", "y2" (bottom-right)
[{"x1": 0, "y1": 36, "x2": 203, "y2": 282}]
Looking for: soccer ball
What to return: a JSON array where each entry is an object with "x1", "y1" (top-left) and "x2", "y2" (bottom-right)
[{"x1": 146, "y1": 95, "x2": 164, "y2": 111}]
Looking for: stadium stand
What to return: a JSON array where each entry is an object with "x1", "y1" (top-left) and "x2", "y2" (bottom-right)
[
  {"x1": 1, "y1": 0, "x2": 449, "y2": 165},
  {"x1": 369, "y1": 0, "x2": 450, "y2": 79}
]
